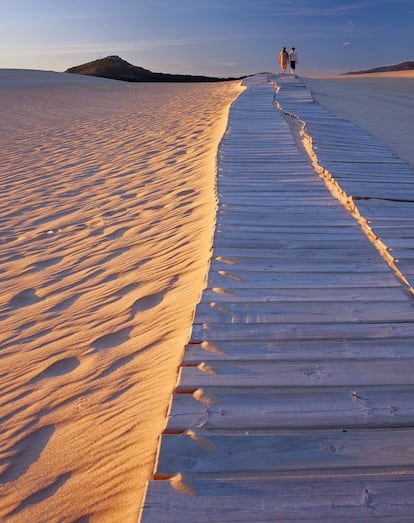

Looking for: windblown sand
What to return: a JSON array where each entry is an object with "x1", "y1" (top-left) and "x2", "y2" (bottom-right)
[
  {"x1": 0, "y1": 70, "x2": 243, "y2": 522},
  {"x1": 302, "y1": 71, "x2": 414, "y2": 168}
]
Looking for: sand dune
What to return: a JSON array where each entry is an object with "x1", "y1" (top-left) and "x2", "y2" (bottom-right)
[
  {"x1": 0, "y1": 70, "x2": 243, "y2": 522},
  {"x1": 3, "y1": 66, "x2": 412, "y2": 522}
]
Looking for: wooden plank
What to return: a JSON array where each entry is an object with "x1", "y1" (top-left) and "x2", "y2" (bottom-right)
[
  {"x1": 218, "y1": 195, "x2": 339, "y2": 205},
  {"x1": 176, "y1": 360, "x2": 414, "y2": 390},
  {"x1": 216, "y1": 203, "x2": 353, "y2": 215},
  {"x1": 213, "y1": 238, "x2": 383, "y2": 251},
  {"x1": 191, "y1": 322, "x2": 414, "y2": 342},
  {"x1": 214, "y1": 229, "x2": 369, "y2": 241},
  {"x1": 217, "y1": 179, "x2": 322, "y2": 187},
  {"x1": 207, "y1": 270, "x2": 400, "y2": 289},
  {"x1": 365, "y1": 218, "x2": 414, "y2": 226},
  {"x1": 341, "y1": 187, "x2": 414, "y2": 201},
  {"x1": 330, "y1": 164, "x2": 413, "y2": 174},
  {"x1": 167, "y1": 386, "x2": 414, "y2": 432},
  {"x1": 184, "y1": 338, "x2": 414, "y2": 362},
  {"x1": 332, "y1": 173, "x2": 414, "y2": 183},
  {"x1": 215, "y1": 212, "x2": 354, "y2": 225},
  {"x1": 200, "y1": 286, "x2": 410, "y2": 303},
  {"x1": 193, "y1": 300, "x2": 414, "y2": 324},
  {"x1": 319, "y1": 157, "x2": 402, "y2": 166},
  {"x1": 218, "y1": 172, "x2": 318, "y2": 180},
  {"x1": 212, "y1": 246, "x2": 383, "y2": 260},
  {"x1": 374, "y1": 225, "x2": 414, "y2": 236},
  {"x1": 373, "y1": 238, "x2": 414, "y2": 249},
  {"x1": 142, "y1": 475, "x2": 414, "y2": 522},
  {"x1": 356, "y1": 200, "x2": 414, "y2": 218},
  {"x1": 210, "y1": 258, "x2": 393, "y2": 273},
  {"x1": 385, "y1": 248, "x2": 414, "y2": 261},
  {"x1": 396, "y1": 260, "x2": 414, "y2": 274},
  {"x1": 215, "y1": 221, "x2": 361, "y2": 232},
  {"x1": 156, "y1": 428, "x2": 414, "y2": 475}
]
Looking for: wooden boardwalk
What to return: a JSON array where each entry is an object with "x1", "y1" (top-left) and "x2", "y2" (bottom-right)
[
  {"x1": 140, "y1": 74, "x2": 414, "y2": 521},
  {"x1": 274, "y1": 74, "x2": 414, "y2": 292}
]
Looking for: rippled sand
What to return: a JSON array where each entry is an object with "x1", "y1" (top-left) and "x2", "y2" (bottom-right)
[{"x1": 0, "y1": 70, "x2": 243, "y2": 522}]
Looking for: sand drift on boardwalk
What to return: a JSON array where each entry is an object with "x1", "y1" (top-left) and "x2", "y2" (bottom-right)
[{"x1": 0, "y1": 70, "x2": 242, "y2": 522}]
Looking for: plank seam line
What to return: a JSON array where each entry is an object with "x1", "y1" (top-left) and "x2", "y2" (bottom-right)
[{"x1": 353, "y1": 196, "x2": 414, "y2": 203}]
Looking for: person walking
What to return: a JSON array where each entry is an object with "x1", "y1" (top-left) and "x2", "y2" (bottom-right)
[
  {"x1": 288, "y1": 47, "x2": 298, "y2": 74},
  {"x1": 278, "y1": 47, "x2": 289, "y2": 74}
]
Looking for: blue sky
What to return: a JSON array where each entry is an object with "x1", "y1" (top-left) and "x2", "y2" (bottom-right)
[{"x1": 1, "y1": 0, "x2": 413, "y2": 76}]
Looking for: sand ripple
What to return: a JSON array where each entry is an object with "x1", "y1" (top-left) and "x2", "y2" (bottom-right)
[{"x1": 0, "y1": 74, "x2": 242, "y2": 522}]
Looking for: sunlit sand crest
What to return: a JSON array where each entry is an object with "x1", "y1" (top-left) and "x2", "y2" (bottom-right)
[{"x1": 0, "y1": 70, "x2": 242, "y2": 522}]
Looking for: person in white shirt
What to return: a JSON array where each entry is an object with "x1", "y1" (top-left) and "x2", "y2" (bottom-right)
[{"x1": 288, "y1": 47, "x2": 298, "y2": 74}]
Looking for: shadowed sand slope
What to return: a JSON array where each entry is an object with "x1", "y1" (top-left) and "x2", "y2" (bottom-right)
[{"x1": 0, "y1": 71, "x2": 243, "y2": 522}]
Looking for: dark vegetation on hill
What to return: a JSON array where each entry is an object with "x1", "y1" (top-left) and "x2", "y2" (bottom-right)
[
  {"x1": 343, "y1": 60, "x2": 414, "y2": 75},
  {"x1": 65, "y1": 55, "x2": 240, "y2": 83}
]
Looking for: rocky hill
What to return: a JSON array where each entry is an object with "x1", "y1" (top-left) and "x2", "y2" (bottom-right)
[
  {"x1": 65, "y1": 55, "x2": 238, "y2": 83},
  {"x1": 344, "y1": 60, "x2": 414, "y2": 75}
]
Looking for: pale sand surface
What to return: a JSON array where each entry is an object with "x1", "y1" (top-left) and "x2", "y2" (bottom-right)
[
  {"x1": 302, "y1": 72, "x2": 414, "y2": 168},
  {"x1": 0, "y1": 70, "x2": 243, "y2": 522}
]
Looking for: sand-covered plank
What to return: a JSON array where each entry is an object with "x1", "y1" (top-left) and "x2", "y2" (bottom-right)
[
  {"x1": 177, "y1": 359, "x2": 414, "y2": 389},
  {"x1": 191, "y1": 321, "x2": 414, "y2": 343},
  {"x1": 213, "y1": 237, "x2": 386, "y2": 251},
  {"x1": 184, "y1": 337, "x2": 414, "y2": 362},
  {"x1": 142, "y1": 474, "x2": 414, "y2": 522},
  {"x1": 156, "y1": 428, "x2": 414, "y2": 475},
  {"x1": 214, "y1": 228, "x2": 370, "y2": 241},
  {"x1": 207, "y1": 269, "x2": 400, "y2": 288},
  {"x1": 209, "y1": 257, "x2": 393, "y2": 273},
  {"x1": 167, "y1": 386, "x2": 414, "y2": 432},
  {"x1": 211, "y1": 245, "x2": 385, "y2": 260},
  {"x1": 200, "y1": 286, "x2": 410, "y2": 303},
  {"x1": 193, "y1": 300, "x2": 414, "y2": 324}
]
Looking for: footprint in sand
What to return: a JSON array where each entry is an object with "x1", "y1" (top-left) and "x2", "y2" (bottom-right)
[
  {"x1": 100, "y1": 247, "x2": 129, "y2": 265},
  {"x1": 105, "y1": 227, "x2": 128, "y2": 241},
  {"x1": 92, "y1": 327, "x2": 132, "y2": 351},
  {"x1": 121, "y1": 193, "x2": 136, "y2": 201},
  {"x1": 176, "y1": 189, "x2": 195, "y2": 198},
  {"x1": 48, "y1": 294, "x2": 80, "y2": 313},
  {"x1": 7, "y1": 472, "x2": 72, "y2": 517},
  {"x1": 0, "y1": 424, "x2": 55, "y2": 483},
  {"x1": 129, "y1": 291, "x2": 165, "y2": 320},
  {"x1": 29, "y1": 357, "x2": 80, "y2": 383},
  {"x1": 97, "y1": 354, "x2": 135, "y2": 379},
  {"x1": 104, "y1": 383, "x2": 135, "y2": 403},
  {"x1": 8, "y1": 288, "x2": 40, "y2": 308},
  {"x1": 32, "y1": 256, "x2": 63, "y2": 271}
]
